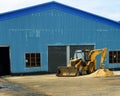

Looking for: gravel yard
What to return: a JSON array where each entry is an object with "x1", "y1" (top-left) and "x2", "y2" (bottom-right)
[{"x1": 0, "y1": 71, "x2": 120, "y2": 96}]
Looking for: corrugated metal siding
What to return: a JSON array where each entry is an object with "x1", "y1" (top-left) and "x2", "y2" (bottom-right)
[{"x1": 0, "y1": 9, "x2": 120, "y2": 73}]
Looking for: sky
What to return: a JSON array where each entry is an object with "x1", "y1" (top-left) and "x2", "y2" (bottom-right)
[{"x1": 0, "y1": 0, "x2": 120, "y2": 21}]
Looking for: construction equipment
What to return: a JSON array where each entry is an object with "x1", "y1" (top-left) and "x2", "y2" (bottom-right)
[{"x1": 56, "y1": 48, "x2": 107, "y2": 77}]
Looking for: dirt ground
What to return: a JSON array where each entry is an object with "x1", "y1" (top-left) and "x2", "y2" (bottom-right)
[{"x1": 0, "y1": 71, "x2": 120, "y2": 96}]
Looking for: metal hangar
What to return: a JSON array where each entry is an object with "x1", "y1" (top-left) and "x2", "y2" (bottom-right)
[{"x1": 0, "y1": 1, "x2": 120, "y2": 75}]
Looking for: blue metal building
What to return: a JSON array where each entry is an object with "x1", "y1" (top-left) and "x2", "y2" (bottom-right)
[{"x1": 0, "y1": 2, "x2": 120, "y2": 75}]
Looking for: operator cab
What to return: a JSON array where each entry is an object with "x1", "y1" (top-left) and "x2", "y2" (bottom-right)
[
  {"x1": 74, "y1": 50, "x2": 85, "y2": 61},
  {"x1": 74, "y1": 50, "x2": 90, "y2": 62}
]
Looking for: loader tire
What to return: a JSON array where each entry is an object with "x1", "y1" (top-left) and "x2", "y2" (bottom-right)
[
  {"x1": 79, "y1": 67, "x2": 83, "y2": 75},
  {"x1": 87, "y1": 62, "x2": 94, "y2": 74},
  {"x1": 56, "y1": 69, "x2": 61, "y2": 76},
  {"x1": 76, "y1": 69, "x2": 80, "y2": 76},
  {"x1": 76, "y1": 67, "x2": 84, "y2": 76}
]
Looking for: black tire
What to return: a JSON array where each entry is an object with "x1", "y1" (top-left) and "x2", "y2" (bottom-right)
[
  {"x1": 87, "y1": 62, "x2": 94, "y2": 74},
  {"x1": 76, "y1": 69, "x2": 80, "y2": 76},
  {"x1": 76, "y1": 67, "x2": 83, "y2": 76},
  {"x1": 56, "y1": 69, "x2": 61, "y2": 76}
]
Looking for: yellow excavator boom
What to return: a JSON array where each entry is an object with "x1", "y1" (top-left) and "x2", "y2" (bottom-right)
[
  {"x1": 100, "y1": 48, "x2": 107, "y2": 68},
  {"x1": 89, "y1": 48, "x2": 107, "y2": 69}
]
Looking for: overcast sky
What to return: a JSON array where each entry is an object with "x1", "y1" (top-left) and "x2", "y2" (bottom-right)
[{"x1": 0, "y1": 0, "x2": 120, "y2": 21}]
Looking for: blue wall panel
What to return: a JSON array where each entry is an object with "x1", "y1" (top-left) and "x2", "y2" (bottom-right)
[{"x1": 0, "y1": 8, "x2": 120, "y2": 73}]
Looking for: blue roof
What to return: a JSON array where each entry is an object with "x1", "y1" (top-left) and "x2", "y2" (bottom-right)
[{"x1": 0, "y1": 1, "x2": 120, "y2": 28}]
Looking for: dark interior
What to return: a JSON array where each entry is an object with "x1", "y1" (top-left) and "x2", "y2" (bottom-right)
[{"x1": 0, "y1": 47, "x2": 11, "y2": 76}]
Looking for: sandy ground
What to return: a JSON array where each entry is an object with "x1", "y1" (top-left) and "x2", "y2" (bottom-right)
[{"x1": 0, "y1": 71, "x2": 120, "y2": 96}]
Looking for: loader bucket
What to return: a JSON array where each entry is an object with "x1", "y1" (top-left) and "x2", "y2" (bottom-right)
[{"x1": 56, "y1": 66, "x2": 78, "y2": 77}]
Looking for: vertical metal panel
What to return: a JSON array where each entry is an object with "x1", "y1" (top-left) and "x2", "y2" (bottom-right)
[
  {"x1": 48, "y1": 46, "x2": 66, "y2": 72},
  {"x1": 66, "y1": 46, "x2": 70, "y2": 65}
]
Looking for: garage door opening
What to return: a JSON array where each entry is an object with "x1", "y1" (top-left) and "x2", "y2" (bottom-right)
[
  {"x1": 0, "y1": 47, "x2": 11, "y2": 76},
  {"x1": 48, "y1": 45, "x2": 94, "y2": 73}
]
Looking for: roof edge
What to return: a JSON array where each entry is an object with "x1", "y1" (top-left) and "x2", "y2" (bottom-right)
[{"x1": 0, "y1": 1, "x2": 120, "y2": 28}]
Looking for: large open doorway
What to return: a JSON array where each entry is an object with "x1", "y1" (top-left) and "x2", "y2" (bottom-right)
[
  {"x1": 0, "y1": 47, "x2": 11, "y2": 76},
  {"x1": 48, "y1": 45, "x2": 94, "y2": 73}
]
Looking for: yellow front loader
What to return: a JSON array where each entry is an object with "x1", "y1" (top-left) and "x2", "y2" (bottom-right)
[{"x1": 56, "y1": 48, "x2": 107, "y2": 77}]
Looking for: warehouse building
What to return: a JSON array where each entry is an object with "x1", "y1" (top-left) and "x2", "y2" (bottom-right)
[{"x1": 0, "y1": 2, "x2": 120, "y2": 75}]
